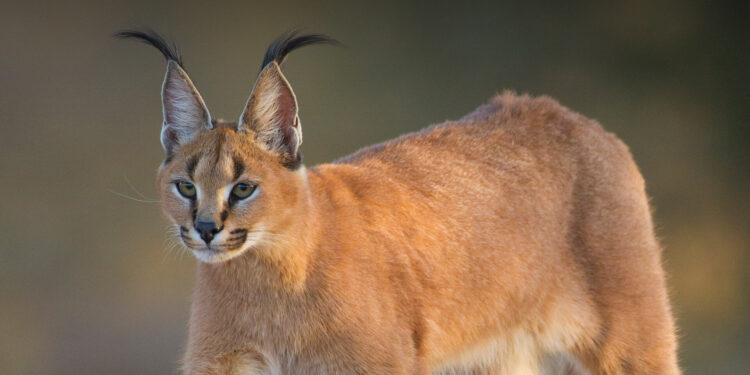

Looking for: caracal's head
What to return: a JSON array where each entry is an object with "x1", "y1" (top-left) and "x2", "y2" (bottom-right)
[{"x1": 117, "y1": 30, "x2": 336, "y2": 263}]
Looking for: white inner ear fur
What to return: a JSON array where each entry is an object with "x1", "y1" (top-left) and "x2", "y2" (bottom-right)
[
  {"x1": 238, "y1": 63, "x2": 302, "y2": 157},
  {"x1": 161, "y1": 61, "x2": 212, "y2": 151}
]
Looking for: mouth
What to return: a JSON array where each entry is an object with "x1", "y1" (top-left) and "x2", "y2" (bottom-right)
[{"x1": 179, "y1": 227, "x2": 248, "y2": 262}]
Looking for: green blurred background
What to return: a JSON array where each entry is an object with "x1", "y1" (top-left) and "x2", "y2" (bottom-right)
[{"x1": 0, "y1": 0, "x2": 747, "y2": 373}]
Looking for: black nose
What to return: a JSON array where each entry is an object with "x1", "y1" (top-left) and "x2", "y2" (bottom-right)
[{"x1": 195, "y1": 220, "x2": 221, "y2": 244}]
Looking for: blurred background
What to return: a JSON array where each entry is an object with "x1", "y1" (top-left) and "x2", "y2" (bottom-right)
[{"x1": 0, "y1": 0, "x2": 747, "y2": 373}]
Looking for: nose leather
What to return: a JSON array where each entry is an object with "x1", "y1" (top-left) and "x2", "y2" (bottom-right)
[{"x1": 195, "y1": 220, "x2": 221, "y2": 244}]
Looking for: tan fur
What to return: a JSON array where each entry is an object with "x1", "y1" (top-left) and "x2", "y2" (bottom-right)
[{"x1": 157, "y1": 92, "x2": 679, "y2": 374}]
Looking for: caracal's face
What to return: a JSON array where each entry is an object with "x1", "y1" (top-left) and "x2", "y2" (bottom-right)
[
  {"x1": 126, "y1": 33, "x2": 308, "y2": 263},
  {"x1": 157, "y1": 125, "x2": 300, "y2": 263}
]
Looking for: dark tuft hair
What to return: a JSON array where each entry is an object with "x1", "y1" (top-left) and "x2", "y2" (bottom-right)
[
  {"x1": 114, "y1": 29, "x2": 185, "y2": 68},
  {"x1": 261, "y1": 30, "x2": 340, "y2": 70}
]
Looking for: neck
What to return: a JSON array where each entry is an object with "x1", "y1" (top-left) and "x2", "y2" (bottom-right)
[{"x1": 195, "y1": 167, "x2": 322, "y2": 293}]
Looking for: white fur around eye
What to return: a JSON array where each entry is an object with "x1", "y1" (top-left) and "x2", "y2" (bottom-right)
[{"x1": 246, "y1": 186, "x2": 260, "y2": 201}]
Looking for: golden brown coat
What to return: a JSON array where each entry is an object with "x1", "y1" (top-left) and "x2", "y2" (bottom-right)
[{"x1": 157, "y1": 92, "x2": 679, "y2": 374}]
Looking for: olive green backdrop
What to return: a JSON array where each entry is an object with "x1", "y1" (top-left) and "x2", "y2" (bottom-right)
[{"x1": 0, "y1": 0, "x2": 747, "y2": 373}]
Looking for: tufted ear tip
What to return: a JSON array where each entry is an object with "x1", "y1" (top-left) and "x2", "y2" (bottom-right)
[{"x1": 116, "y1": 28, "x2": 213, "y2": 158}]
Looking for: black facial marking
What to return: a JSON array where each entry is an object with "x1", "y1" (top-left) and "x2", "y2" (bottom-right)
[
  {"x1": 191, "y1": 206, "x2": 197, "y2": 223},
  {"x1": 180, "y1": 230, "x2": 199, "y2": 247},
  {"x1": 220, "y1": 210, "x2": 229, "y2": 222},
  {"x1": 226, "y1": 232, "x2": 248, "y2": 249},
  {"x1": 230, "y1": 228, "x2": 248, "y2": 235},
  {"x1": 232, "y1": 155, "x2": 245, "y2": 181},
  {"x1": 187, "y1": 156, "x2": 198, "y2": 180}
]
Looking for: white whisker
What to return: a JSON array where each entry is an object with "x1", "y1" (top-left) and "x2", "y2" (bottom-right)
[
  {"x1": 108, "y1": 189, "x2": 161, "y2": 203},
  {"x1": 123, "y1": 174, "x2": 153, "y2": 200},
  {"x1": 162, "y1": 225, "x2": 189, "y2": 262}
]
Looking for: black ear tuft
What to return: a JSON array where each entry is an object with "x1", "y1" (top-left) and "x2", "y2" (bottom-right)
[
  {"x1": 261, "y1": 30, "x2": 340, "y2": 70},
  {"x1": 114, "y1": 29, "x2": 185, "y2": 68}
]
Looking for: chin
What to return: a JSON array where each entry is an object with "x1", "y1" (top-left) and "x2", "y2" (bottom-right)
[{"x1": 191, "y1": 246, "x2": 249, "y2": 263}]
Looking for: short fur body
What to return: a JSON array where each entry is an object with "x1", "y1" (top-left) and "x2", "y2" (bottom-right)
[
  {"x1": 171, "y1": 94, "x2": 678, "y2": 374},
  {"x1": 120, "y1": 30, "x2": 679, "y2": 374}
]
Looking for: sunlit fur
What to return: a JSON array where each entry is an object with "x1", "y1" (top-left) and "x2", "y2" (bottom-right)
[{"x1": 156, "y1": 92, "x2": 679, "y2": 374}]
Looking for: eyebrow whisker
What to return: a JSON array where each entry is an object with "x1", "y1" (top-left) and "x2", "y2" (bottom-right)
[{"x1": 123, "y1": 174, "x2": 152, "y2": 200}]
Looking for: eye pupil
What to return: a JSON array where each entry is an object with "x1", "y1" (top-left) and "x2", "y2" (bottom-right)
[
  {"x1": 231, "y1": 183, "x2": 255, "y2": 200},
  {"x1": 176, "y1": 181, "x2": 196, "y2": 199}
]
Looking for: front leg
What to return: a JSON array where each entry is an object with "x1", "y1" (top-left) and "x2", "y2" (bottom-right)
[{"x1": 183, "y1": 349, "x2": 269, "y2": 375}]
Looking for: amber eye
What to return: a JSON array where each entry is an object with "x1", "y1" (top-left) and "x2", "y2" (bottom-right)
[
  {"x1": 176, "y1": 181, "x2": 196, "y2": 199},
  {"x1": 231, "y1": 183, "x2": 255, "y2": 200}
]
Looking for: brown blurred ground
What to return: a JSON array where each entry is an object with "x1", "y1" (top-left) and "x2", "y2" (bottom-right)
[{"x1": 0, "y1": 0, "x2": 747, "y2": 373}]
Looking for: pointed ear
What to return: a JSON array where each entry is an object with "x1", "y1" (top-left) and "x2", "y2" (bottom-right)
[
  {"x1": 161, "y1": 61, "x2": 212, "y2": 156},
  {"x1": 238, "y1": 62, "x2": 302, "y2": 168}
]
